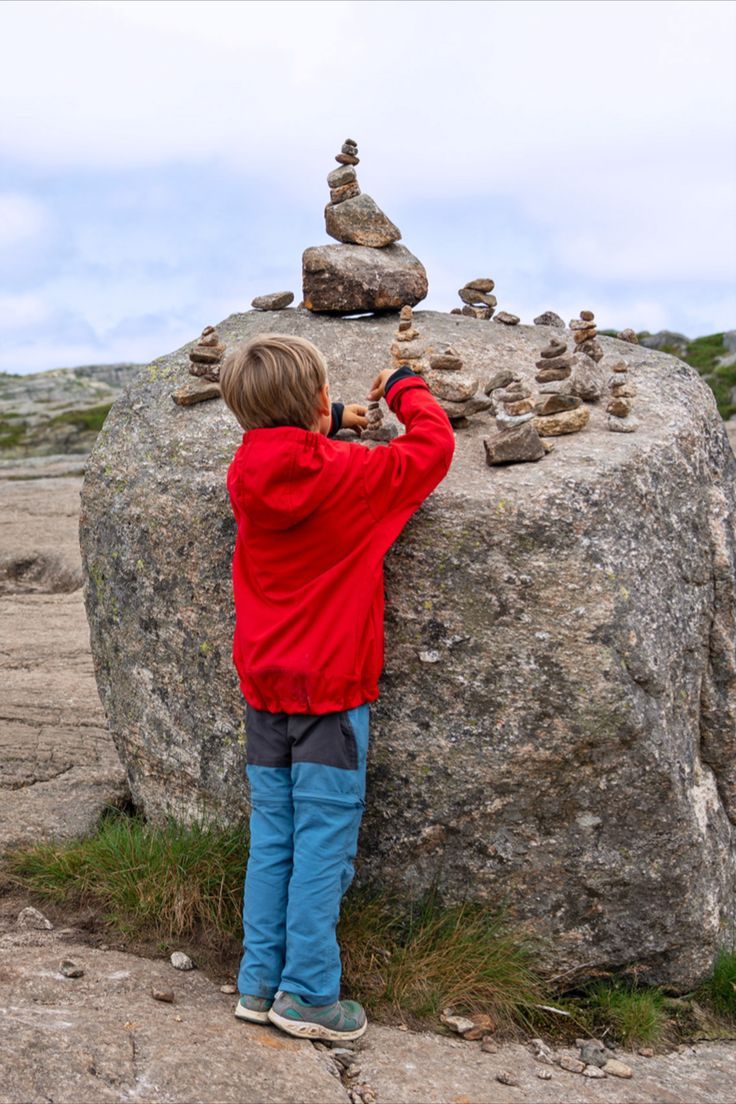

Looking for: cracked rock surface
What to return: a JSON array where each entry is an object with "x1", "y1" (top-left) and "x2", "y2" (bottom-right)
[
  {"x1": 0, "y1": 457, "x2": 128, "y2": 852},
  {"x1": 79, "y1": 310, "x2": 736, "y2": 988}
]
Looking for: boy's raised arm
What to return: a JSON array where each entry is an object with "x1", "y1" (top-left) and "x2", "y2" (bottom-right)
[{"x1": 361, "y1": 364, "x2": 455, "y2": 523}]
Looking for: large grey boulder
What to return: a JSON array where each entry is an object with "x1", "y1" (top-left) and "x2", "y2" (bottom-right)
[
  {"x1": 302, "y1": 244, "x2": 427, "y2": 313},
  {"x1": 80, "y1": 310, "x2": 736, "y2": 989}
]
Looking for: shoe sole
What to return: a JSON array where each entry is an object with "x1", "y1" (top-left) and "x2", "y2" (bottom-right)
[
  {"x1": 234, "y1": 1002, "x2": 271, "y2": 1024},
  {"x1": 267, "y1": 1007, "x2": 367, "y2": 1041}
]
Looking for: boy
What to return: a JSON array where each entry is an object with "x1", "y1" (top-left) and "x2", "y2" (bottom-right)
[{"x1": 220, "y1": 332, "x2": 455, "y2": 1041}]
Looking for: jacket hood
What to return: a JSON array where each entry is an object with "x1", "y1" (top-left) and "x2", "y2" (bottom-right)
[{"x1": 228, "y1": 426, "x2": 351, "y2": 530}]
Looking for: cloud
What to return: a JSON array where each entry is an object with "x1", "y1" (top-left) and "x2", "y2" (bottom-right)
[{"x1": 0, "y1": 194, "x2": 47, "y2": 249}]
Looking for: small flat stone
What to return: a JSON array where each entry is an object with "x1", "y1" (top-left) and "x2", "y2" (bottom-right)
[
  {"x1": 419, "y1": 650, "x2": 442, "y2": 665},
  {"x1": 611, "y1": 359, "x2": 630, "y2": 373},
  {"x1": 533, "y1": 405, "x2": 590, "y2": 436},
  {"x1": 505, "y1": 398, "x2": 535, "y2": 416},
  {"x1": 438, "y1": 395, "x2": 492, "y2": 417},
  {"x1": 537, "y1": 1069, "x2": 553, "y2": 1080},
  {"x1": 481, "y1": 1037, "x2": 498, "y2": 1053},
  {"x1": 461, "y1": 1014, "x2": 496, "y2": 1040},
  {"x1": 484, "y1": 422, "x2": 545, "y2": 465},
  {"x1": 484, "y1": 369, "x2": 517, "y2": 394},
  {"x1": 464, "y1": 278, "x2": 495, "y2": 292},
  {"x1": 535, "y1": 355, "x2": 572, "y2": 372},
  {"x1": 335, "y1": 152, "x2": 359, "y2": 165},
  {"x1": 327, "y1": 165, "x2": 357, "y2": 188},
  {"x1": 580, "y1": 310, "x2": 595, "y2": 321},
  {"x1": 189, "y1": 348, "x2": 224, "y2": 365},
  {"x1": 390, "y1": 340, "x2": 425, "y2": 361},
  {"x1": 496, "y1": 1071, "x2": 519, "y2": 1086},
  {"x1": 534, "y1": 311, "x2": 565, "y2": 327},
  {"x1": 60, "y1": 960, "x2": 84, "y2": 978},
  {"x1": 341, "y1": 140, "x2": 358, "y2": 154},
  {"x1": 152, "y1": 989, "x2": 175, "y2": 1003},
  {"x1": 495, "y1": 384, "x2": 532, "y2": 402},
  {"x1": 535, "y1": 366, "x2": 572, "y2": 382},
  {"x1": 558, "y1": 1056, "x2": 586, "y2": 1074},
  {"x1": 251, "y1": 291, "x2": 294, "y2": 311},
  {"x1": 494, "y1": 311, "x2": 520, "y2": 325},
  {"x1": 583, "y1": 1065, "x2": 607, "y2": 1078},
  {"x1": 638, "y1": 1047, "x2": 655, "y2": 1058},
  {"x1": 220, "y1": 984, "x2": 237, "y2": 994},
  {"x1": 330, "y1": 182, "x2": 361, "y2": 205},
  {"x1": 602, "y1": 1058, "x2": 633, "y2": 1078},
  {"x1": 496, "y1": 410, "x2": 536, "y2": 428},
  {"x1": 540, "y1": 342, "x2": 568, "y2": 359},
  {"x1": 607, "y1": 414, "x2": 639, "y2": 432},
  {"x1": 537, "y1": 377, "x2": 574, "y2": 395},
  {"x1": 430, "y1": 349, "x2": 463, "y2": 371},
  {"x1": 580, "y1": 1042, "x2": 609, "y2": 1067},
  {"x1": 170, "y1": 951, "x2": 194, "y2": 971},
  {"x1": 426, "y1": 370, "x2": 478, "y2": 403},
  {"x1": 459, "y1": 287, "x2": 497, "y2": 308},
  {"x1": 608, "y1": 379, "x2": 637, "y2": 397},
  {"x1": 536, "y1": 394, "x2": 581, "y2": 416},
  {"x1": 570, "y1": 319, "x2": 597, "y2": 332},
  {"x1": 17, "y1": 907, "x2": 53, "y2": 930},
  {"x1": 172, "y1": 381, "x2": 221, "y2": 406},
  {"x1": 461, "y1": 305, "x2": 492, "y2": 320},
  {"x1": 440, "y1": 1010, "x2": 475, "y2": 1033},
  {"x1": 607, "y1": 397, "x2": 632, "y2": 417}
]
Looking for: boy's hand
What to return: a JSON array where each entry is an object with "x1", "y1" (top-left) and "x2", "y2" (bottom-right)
[
  {"x1": 367, "y1": 368, "x2": 397, "y2": 402},
  {"x1": 342, "y1": 403, "x2": 369, "y2": 435}
]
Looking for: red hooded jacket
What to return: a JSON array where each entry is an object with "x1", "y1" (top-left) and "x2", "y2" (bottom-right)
[{"x1": 226, "y1": 366, "x2": 455, "y2": 714}]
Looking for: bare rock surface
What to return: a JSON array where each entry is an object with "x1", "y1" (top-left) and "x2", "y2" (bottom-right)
[
  {"x1": 0, "y1": 920, "x2": 735, "y2": 1104},
  {"x1": 79, "y1": 310, "x2": 736, "y2": 988},
  {"x1": 0, "y1": 458, "x2": 128, "y2": 852}
]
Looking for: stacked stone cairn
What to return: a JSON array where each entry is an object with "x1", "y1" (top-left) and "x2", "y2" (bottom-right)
[
  {"x1": 606, "y1": 359, "x2": 639, "y2": 432},
  {"x1": 570, "y1": 310, "x2": 604, "y2": 363},
  {"x1": 302, "y1": 140, "x2": 428, "y2": 313},
  {"x1": 390, "y1": 307, "x2": 491, "y2": 427},
  {"x1": 531, "y1": 335, "x2": 590, "y2": 436},
  {"x1": 172, "y1": 325, "x2": 226, "y2": 406},
  {"x1": 617, "y1": 329, "x2": 639, "y2": 344},
  {"x1": 483, "y1": 374, "x2": 546, "y2": 464},
  {"x1": 451, "y1": 278, "x2": 497, "y2": 320}
]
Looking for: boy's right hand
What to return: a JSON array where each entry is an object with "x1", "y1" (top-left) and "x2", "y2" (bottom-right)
[{"x1": 367, "y1": 368, "x2": 397, "y2": 402}]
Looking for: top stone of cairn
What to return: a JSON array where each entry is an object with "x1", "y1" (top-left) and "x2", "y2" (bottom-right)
[{"x1": 324, "y1": 139, "x2": 401, "y2": 249}]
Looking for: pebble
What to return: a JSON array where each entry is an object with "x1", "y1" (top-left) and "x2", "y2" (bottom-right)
[
  {"x1": 440, "y1": 1010, "x2": 475, "y2": 1034},
  {"x1": 481, "y1": 1036, "x2": 498, "y2": 1053},
  {"x1": 579, "y1": 1041, "x2": 609, "y2": 1067},
  {"x1": 461, "y1": 305, "x2": 492, "y2": 320},
  {"x1": 505, "y1": 398, "x2": 535, "y2": 416},
  {"x1": 330, "y1": 182, "x2": 361, "y2": 205},
  {"x1": 580, "y1": 309, "x2": 595, "y2": 321},
  {"x1": 170, "y1": 951, "x2": 194, "y2": 971},
  {"x1": 537, "y1": 1068, "x2": 553, "y2": 1080},
  {"x1": 602, "y1": 1058, "x2": 633, "y2": 1078},
  {"x1": 331, "y1": 1049, "x2": 358, "y2": 1068},
  {"x1": 618, "y1": 328, "x2": 639, "y2": 343},
  {"x1": 536, "y1": 394, "x2": 581, "y2": 416},
  {"x1": 152, "y1": 989, "x2": 175, "y2": 1003},
  {"x1": 535, "y1": 366, "x2": 572, "y2": 383},
  {"x1": 607, "y1": 397, "x2": 632, "y2": 417},
  {"x1": 638, "y1": 1046, "x2": 655, "y2": 1057},
  {"x1": 461, "y1": 1013, "x2": 495, "y2": 1040},
  {"x1": 558, "y1": 1055, "x2": 586, "y2": 1073},
  {"x1": 496, "y1": 1071, "x2": 520, "y2": 1086},
  {"x1": 583, "y1": 1065, "x2": 607, "y2": 1078},
  {"x1": 251, "y1": 291, "x2": 294, "y2": 311},
  {"x1": 611, "y1": 359, "x2": 630, "y2": 373},
  {"x1": 465, "y1": 278, "x2": 495, "y2": 292},
  {"x1": 534, "y1": 405, "x2": 590, "y2": 436},
  {"x1": 530, "y1": 1038, "x2": 556, "y2": 1065},
  {"x1": 496, "y1": 410, "x2": 537, "y2": 428},
  {"x1": 494, "y1": 311, "x2": 520, "y2": 325},
  {"x1": 419, "y1": 650, "x2": 441, "y2": 664},
  {"x1": 483, "y1": 369, "x2": 517, "y2": 393},
  {"x1": 60, "y1": 959, "x2": 84, "y2": 978},
  {"x1": 17, "y1": 907, "x2": 53, "y2": 930},
  {"x1": 219, "y1": 984, "x2": 237, "y2": 995}
]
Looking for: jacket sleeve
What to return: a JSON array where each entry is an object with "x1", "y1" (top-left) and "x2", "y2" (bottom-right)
[
  {"x1": 361, "y1": 365, "x2": 455, "y2": 523},
  {"x1": 328, "y1": 401, "x2": 344, "y2": 437}
]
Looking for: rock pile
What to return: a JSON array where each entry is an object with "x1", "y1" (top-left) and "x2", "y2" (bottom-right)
[
  {"x1": 483, "y1": 377, "x2": 546, "y2": 464},
  {"x1": 606, "y1": 359, "x2": 639, "y2": 433},
  {"x1": 390, "y1": 307, "x2": 490, "y2": 427},
  {"x1": 362, "y1": 401, "x2": 395, "y2": 442},
  {"x1": 302, "y1": 140, "x2": 427, "y2": 313},
  {"x1": 453, "y1": 279, "x2": 497, "y2": 319},
  {"x1": 172, "y1": 326, "x2": 226, "y2": 406},
  {"x1": 532, "y1": 336, "x2": 589, "y2": 435},
  {"x1": 570, "y1": 310, "x2": 604, "y2": 362}
]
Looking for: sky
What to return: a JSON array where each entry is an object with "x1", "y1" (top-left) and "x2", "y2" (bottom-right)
[{"x1": 0, "y1": 0, "x2": 735, "y2": 374}]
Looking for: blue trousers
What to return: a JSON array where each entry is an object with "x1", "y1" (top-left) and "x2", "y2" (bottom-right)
[{"x1": 237, "y1": 701, "x2": 370, "y2": 1005}]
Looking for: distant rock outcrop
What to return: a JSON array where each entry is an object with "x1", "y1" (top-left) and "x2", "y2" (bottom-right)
[{"x1": 80, "y1": 310, "x2": 736, "y2": 990}]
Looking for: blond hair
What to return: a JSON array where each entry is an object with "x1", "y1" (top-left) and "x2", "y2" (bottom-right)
[{"x1": 219, "y1": 333, "x2": 328, "y2": 431}]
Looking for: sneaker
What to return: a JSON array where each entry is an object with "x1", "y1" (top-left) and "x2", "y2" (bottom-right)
[
  {"x1": 267, "y1": 989, "x2": 367, "y2": 1041},
  {"x1": 234, "y1": 994, "x2": 273, "y2": 1024}
]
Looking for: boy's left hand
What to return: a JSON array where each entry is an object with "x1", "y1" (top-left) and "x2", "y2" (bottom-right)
[{"x1": 342, "y1": 403, "x2": 369, "y2": 435}]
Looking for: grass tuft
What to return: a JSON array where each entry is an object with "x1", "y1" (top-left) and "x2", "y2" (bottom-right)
[
  {"x1": 582, "y1": 981, "x2": 668, "y2": 1047},
  {"x1": 697, "y1": 949, "x2": 736, "y2": 1021}
]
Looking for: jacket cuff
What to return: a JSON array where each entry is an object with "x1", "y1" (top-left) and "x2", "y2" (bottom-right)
[
  {"x1": 328, "y1": 401, "x2": 344, "y2": 437},
  {"x1": 384, "y1": 364, "x2": 429, "y2": 405}
]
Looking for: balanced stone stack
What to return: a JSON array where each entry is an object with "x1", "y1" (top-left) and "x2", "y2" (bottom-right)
[
  {"x1": 570, "y1": 310, "x2": 604, "y2": 363},
  {"x1": 452, "y1": 278, "x2": 497, "y2": 320},
  {"x1": 532, "y1": 336, "x2": 590, "y2": 435},
  {"x1": 303, "y1": 140, "x2": 428, "y2": 313},
  {"x1": 618, "y1": 329, "x2": 639, "y2": 345},
  {"x1": 483, "y1": 377, "x2": 546, "y2": 464},
  {"x1": 362, "y1": 400, "x2": 396, "y2": 442},
  {"x1": 390, "y1": 307, "x2": 490, "y2": 426},
  {"x1": 172, "y1": 326, "x2": 226, "y2": 406},
  {"x1": 606, "y1": 359, "x2": 639, "y2": 433}
]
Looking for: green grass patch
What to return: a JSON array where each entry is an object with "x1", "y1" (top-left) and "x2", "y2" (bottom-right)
[
  {"x1": 0, "y1": 418, "x2": 28, "y2": 449},
  {"x1": 47, "y1": 402, "x2": 113, "y2": 432},
  {"x1": 696, "y1": 949, "x2": 736, "y2": 1021},
  {"x1": 582, "y1": 980, "x2": 668, "y2": 1047}
]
